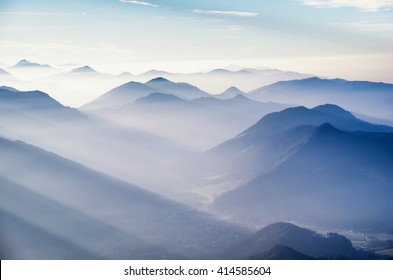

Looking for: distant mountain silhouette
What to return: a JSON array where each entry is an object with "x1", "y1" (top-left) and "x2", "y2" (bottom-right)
[
  {"x1": 213, "y1": 123, "x2": 393, "y2": 232},
  {"x1": 136, "y1": 92, "x2": 188, "y2": 103},
  {"x1": 240, "y1": 104, "x2": 393, "y2": 137},
  {"x1": 128, "y1": 92, "x2": 200, "y2": 114},
  {"x1": 9, "y1": 59, "x2": 52, "y2": 69},
  {"x1": 208, "y1": 104, "x2": 393, "y2": 183},
  {"x1": 194, "y1": 94, "x2": 287, "y2": 120},
  {"x1": 116, "y1": 71, "x2": 134, "y2": 78},
  {"x1": 140, "y1": 69, "x2": 172, "y2": 78},
  {"x1": 81, "y1": 81, "x2": 153, "y2": 110},
  {"x1": 145, "y1": 77, "x2": 210, "y2": 100},
  {"x1": 82, "y1": 77, "x2": 210, "y2": 111},
  {"x1": 249, "y1": 77, "x2": 393, "y2": 122},
  {"x1": 69, "y1": 65, "x2": 98, "y2": 74},
  {"x1": 215, "y1": 86, "x2": 245, "y2": 99},
  {"x1": 135, "y1": 67, "x2": 310, "y2": 94}
]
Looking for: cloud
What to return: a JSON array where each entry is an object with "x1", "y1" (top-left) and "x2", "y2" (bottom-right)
[
  {"x1": 299, "y1": 0, "x2": 393, "y2": 11},
  {"x1": 192, "y1": 9, "x2": 258, "y2": 17},
  {"x1": 119, "y1": 0, "x2": 159, "y2": 8}
]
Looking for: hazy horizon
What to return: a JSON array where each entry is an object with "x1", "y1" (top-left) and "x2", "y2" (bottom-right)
[
  {"x1": 1, "y1": 0, "x2": 392, "y2": 85},
  {"x1": 1, "y1": 0, "x2": 393, "y2": 261}
]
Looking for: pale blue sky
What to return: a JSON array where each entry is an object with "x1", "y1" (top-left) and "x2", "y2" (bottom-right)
[{"x1": 0, "y1": 0, "x2": 392, "y2": 81}]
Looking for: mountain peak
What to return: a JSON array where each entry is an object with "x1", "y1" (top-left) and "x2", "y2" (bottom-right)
[
  {"x1": 260, "y1": 222, "x2": 303, "y2": 234},
  {"x1": 117, "y1": 71, "x2": 133, "y2": 77},
  {"x1": 142, "y1": 69, "x2": 171, "y2": 75},
  {"x1": 147, "y1": 77, "x2": 171, "y2": 83},
  {"x1": 313, "y1": 104, "x2": 355, "y2": 119},
  {"x1": 312, "y1": 122, "x2": 342, "y2": 137},
  {"x1": 69, "y1": 65, "x2": 97, "y2": 74},
  {"x1": 215, "y1": 86, "x2": 246, "y2": 99},
  {"x1": 16, "y1": 59, "x2": 32, "y2": 66},
  {"x1": 209, "y1": 68, "x2": 232, "y2": 74},
  {"x1": 136, "y1": 92, "x2": 185, "y2": 103},
  {"x1": 230, "y1": 94, "x2": 250, "y2": 101},
  {"x1": 222, "y1": 86, "x2": 245, "y2": 95},
  {"x1": 12, "y1": 59, "x2": 50, "y2": 68}
]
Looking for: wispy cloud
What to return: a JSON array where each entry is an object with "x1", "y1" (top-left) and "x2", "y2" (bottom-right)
[
  {"x1": 119, "y1": 0, "x2": 159, "y2": 8},
  {"x1": 299, "y1": 0, "x2": 393, "y2": 11},
  {"x1": 192, "y1": 9, "x2": 258, "y2": 17}
]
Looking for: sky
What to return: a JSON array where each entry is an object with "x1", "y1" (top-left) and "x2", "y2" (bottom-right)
[{"x1": 0, "y1": 0, "x2": 392, "y2": 82}]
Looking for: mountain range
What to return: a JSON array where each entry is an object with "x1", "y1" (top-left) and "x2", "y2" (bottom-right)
[
  {"x1": 249, "y1": 77, "x2": 393, "y2": 122},
  {"x1": 0, "y1": 86, "x2": 196, "y2": 198},
  {"x1": 82, "y1": 77, "x2": 210, "y2": 111},
  {"x1": 81, "y1": 80, "x2": 288, "y2": 150},
  {"x1": 139, "y1": 67, "x2": 312, "y2": 93},
  {"x1": 8, "y1": 59, "x2": 52, "y2": 69},
  {"x1": 205, "y1": 104, "x2": 393, "y2": 189},
  {"x1": 3, "y1": 132, "x2": 373, "y2": 260},
  {"x1": 215, "y1": 86, "x2": 246, "y2": 99},
  {"x1": 212, "y1": 122, "x2": 393, "y2": 232},
  {"x1": 1, "y1": 61, "x2": 393, "y2": 259}
]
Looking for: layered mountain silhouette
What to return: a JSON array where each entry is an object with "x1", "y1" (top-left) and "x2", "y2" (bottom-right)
[
  {"x1": 208, "y1": 104, "x2": 393, "y2": 183},
  {"x1": 82, "y1": 77, "x2": 210, "y2": 111},
  {"x1": 83, "y1": 88, "x2": 287, "y2": 150},
  {"x1": 137, "y1": 67, "x2": 310, "y2": 93},
  {"x1": 0, "y1": 86, "x2": 196, "y2": 197},
  {"x1": 81, "y1": 80, "x2": 290, "y2": 151},
  {"x1": 215, "y1": 86, "x2": 245, "y2": 99},
  {"x1": 193, "y1": 94, "x2": 287, "y2": 120},
  {"x1": 249, "y1": 77, "x2": 393, "y2": 122},
  {"x1": 9, "y1": 59, "x2": 52, "y2": 69},
  {"x1": 213, "y1": 122, "x2": 393, "y2": 232},
  {"x1": 2, "y1": 61, "x2": 393, "y2": 259},
  {"x1": 145, "y1": 77, "x2": 209, "y2": 100}
]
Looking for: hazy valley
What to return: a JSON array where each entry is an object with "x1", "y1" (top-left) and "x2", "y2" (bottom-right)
[{"x1": 1, "y1": 60, "x2": 393, "y2": 260}]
